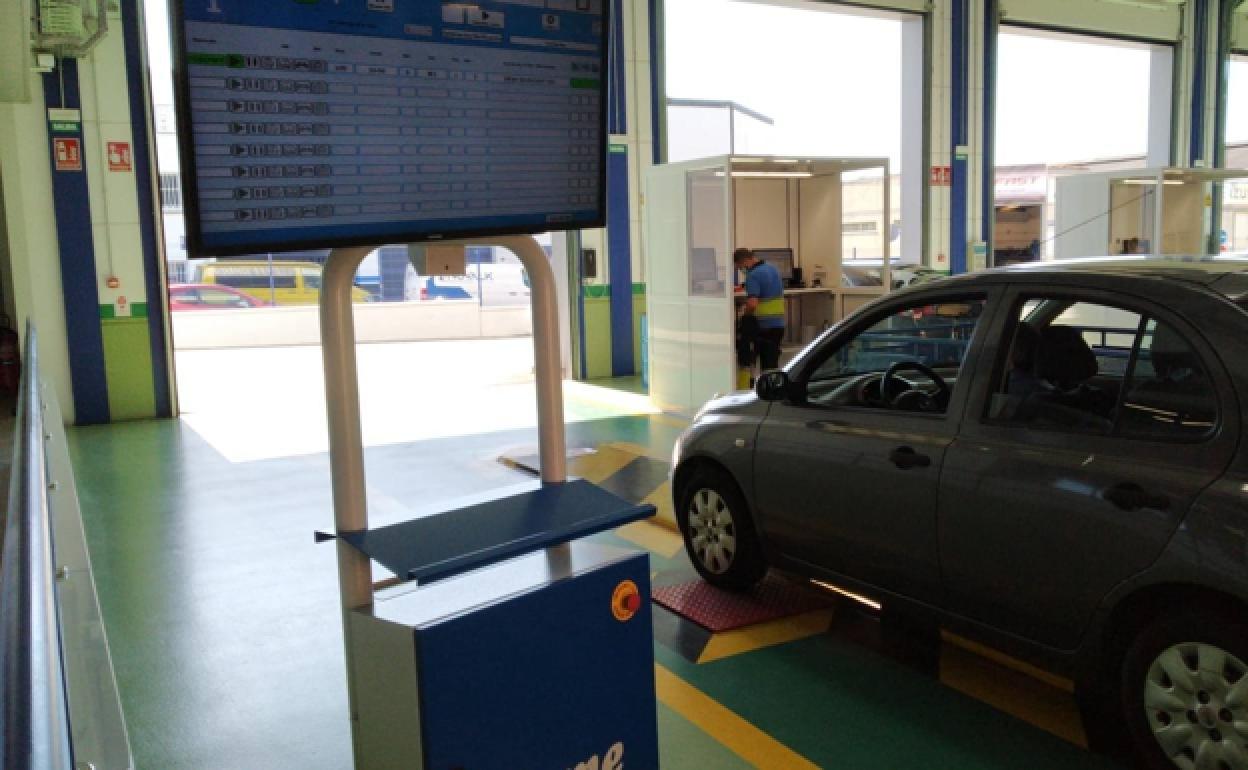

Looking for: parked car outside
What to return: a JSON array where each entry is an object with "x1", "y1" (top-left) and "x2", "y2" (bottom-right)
[
  {"x1": 672, "y1": 256, "x2": 1248, "y2": 770},
  {"x1": 404, "y1": 262, "x2": 532, "y2": 306},
  {"x1": 168, "y1": 283, "x2": 269, "y2": 310},
  {"x1": 195, "y1": 261, "x2": 372, "y2": 305}
]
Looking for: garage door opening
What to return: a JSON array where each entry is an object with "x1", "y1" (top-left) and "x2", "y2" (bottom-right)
[
  {"x1": 1223, "y1": 55, "x2": 1248, "y2": 254},
  {"x1": 993, "y1": 27, "x2": 1172, "y2": 263},
  {"x1": 663, "y1": 0, "x2": 925, "y2": 268}
]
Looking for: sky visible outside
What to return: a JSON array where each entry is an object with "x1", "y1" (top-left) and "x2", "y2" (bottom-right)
[
  {"x1": 665, "y1": 0, "x2": 1164, "y2": 168},
  {"x1": 148, "y1": 0, "x2": 1243, "y2": 161},
  {"x1": 664, "y1": 0, "x2": 904, "y2": 166},
  {"x1": 995, "y1": 30, "x2": 1153, "y2": 165},
  {"x1": 1230, "y1": 58, "x2": 1248, "y2": 144}
]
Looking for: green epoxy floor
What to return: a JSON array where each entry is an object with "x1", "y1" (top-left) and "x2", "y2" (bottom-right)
[{"x1": 70, "y1": 405, "x2": 1120, "y2": 769}]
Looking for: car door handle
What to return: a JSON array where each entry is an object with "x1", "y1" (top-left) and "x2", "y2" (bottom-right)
[
  {"x1": 1104, "y1": 482, "x2": 1170, "y2": 512},
  {"x1": 889, "y1": 446, "x2": 931, "y2": 470}
]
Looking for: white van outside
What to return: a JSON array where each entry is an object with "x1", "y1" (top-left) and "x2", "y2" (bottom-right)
[{"x1": 404, "y1": 263, "x2": 531, "y2": 307}]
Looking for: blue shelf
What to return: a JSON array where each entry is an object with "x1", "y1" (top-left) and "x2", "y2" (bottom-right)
[{"x1": 341, "y1": 479, "x2": 656, "y2": 583}]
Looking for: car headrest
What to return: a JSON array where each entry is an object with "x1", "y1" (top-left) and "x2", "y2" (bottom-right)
[
  {"x1": 1149, "y1": 322, "x2": 1201, "y2": 380},
  {"x1": 1037, "y1": 325, "x2": 1097, "y2": 387}
]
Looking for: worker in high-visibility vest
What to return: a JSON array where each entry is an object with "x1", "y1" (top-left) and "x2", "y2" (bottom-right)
[{"x1": 733, "y1": 248, "x2": 786, "y2": 389}]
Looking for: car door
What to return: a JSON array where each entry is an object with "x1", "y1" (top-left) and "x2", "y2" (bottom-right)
[
  {"x1": 938, "y1": 286, "x2": 1238, "y2": 651},
  {"x1": 753, "y1": 289, "x2": 1000, "y2": 603}
]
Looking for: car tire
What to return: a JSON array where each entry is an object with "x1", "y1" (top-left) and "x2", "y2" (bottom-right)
[
  {"x1": 676, "y1": 465, "x2": 766, "y2": 591},
  {"x1": 1119, "y1": 608, "x2": 1248, "y2": 770}
]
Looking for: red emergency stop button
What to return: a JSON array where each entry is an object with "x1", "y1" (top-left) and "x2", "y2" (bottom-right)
[{"x1": 612, "y1": 580, "x2": 641, "y2": 622}]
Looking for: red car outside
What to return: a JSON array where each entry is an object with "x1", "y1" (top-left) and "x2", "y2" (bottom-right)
[{"x1": 168, "y1": 283, "x2": 270, "y2": 311}]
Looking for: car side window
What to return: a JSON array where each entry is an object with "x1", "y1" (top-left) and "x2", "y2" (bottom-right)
[
  {"x1": 1117, "y1": 319, "x2": 1218, "y2": 440},
  {"x1": 988, "y1": 299, "x2": 1141, "y2": 433},
  {"x1": 987, "y1": 298, "x2": 1218, "y2": 441},
  {"x1": 802, "y1": 297, "x2": 986, "y2": 414}
]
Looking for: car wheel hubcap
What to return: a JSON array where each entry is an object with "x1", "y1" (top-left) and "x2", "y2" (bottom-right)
[
  {"x1": 1145, "y1": 642, "x2": 1248, "y2": 769},
  {"x1": 687, "y1": 488, "x2": 736, "y2": 575}
]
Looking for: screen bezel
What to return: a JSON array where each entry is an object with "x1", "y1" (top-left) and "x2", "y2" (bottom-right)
[{"x1": 170, "y1": 0, "x2": 611, "y2": 258}]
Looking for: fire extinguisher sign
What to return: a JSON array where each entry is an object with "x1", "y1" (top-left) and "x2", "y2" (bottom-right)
[
  {"x1": 53, "y1": 137, "x2": 82, "y2": 172},
  {"x1": 48, "y1": 108, "x2": 84, "y2": 173}
]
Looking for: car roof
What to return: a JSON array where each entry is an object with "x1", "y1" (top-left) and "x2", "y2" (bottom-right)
[{"x1": 923, "y1": 256, "x2": 1248, "y2": 302}]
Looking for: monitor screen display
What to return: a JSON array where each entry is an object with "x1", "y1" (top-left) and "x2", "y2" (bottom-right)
[
  {"x1": 172, "y1": 0, "x2": 608, "y2": 257},
  {"x1": 753, "y1": 248, "x2": 793, "y2": 281}
]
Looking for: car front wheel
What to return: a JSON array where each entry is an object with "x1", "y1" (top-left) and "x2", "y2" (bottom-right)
[
  {"x1": 676, "y1": 465, "x2": 766, "y2": 591},
  {"x1": 1121, "y1": 609, "x2": 1248, "y2": 770}
]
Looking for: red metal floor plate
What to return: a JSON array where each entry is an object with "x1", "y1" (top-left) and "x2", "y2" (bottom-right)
[{"x1": 653, "y1": 574, "x2": 835, "y2": 633}]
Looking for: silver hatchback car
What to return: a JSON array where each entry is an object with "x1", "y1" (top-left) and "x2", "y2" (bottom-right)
[{"x1": 672, "y1": 258, "x2": 1248, "y2": 770}]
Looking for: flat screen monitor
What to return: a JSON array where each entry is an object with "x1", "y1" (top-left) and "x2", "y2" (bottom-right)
[
  {"x1": 754, "y1": 248, "x2": 793, "y2": 281},
  {"x1": 172, "y1": 0, "x2": 608, "y2": 257}
]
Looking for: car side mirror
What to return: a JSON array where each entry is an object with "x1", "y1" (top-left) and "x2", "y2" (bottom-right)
[{"x1": 755, "y1": 370, "x2": 791, "y2": 402}]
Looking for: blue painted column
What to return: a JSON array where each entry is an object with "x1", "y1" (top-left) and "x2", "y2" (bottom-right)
[
  {"x1": 950, "y1": 0, "x2": 970, "y2": 274},
  {"x1": 604, "y1": 0, "x2": 634, "y2": 376},
  {"x1": 607, "y1": 144, "x2": 634, "y2": 376},
  {"x1": 982, "y1": 0, "x2": 998, "y2": 258},
  {"x1": 1190, "y1": 0, "x2": 1212, "y2": 165},
  {"x1": 122, "y1": 0, "x2": 173, "y2": 418},
  {"x1": 43, "y1": 61, "x2": 111, "y2": 425}
]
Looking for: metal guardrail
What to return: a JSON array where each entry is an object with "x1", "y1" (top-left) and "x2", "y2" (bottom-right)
[{"x1": 0, "y1": 324, "x2": 75, "y2": 770}]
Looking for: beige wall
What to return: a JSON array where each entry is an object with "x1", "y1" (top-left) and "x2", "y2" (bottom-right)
[{"x1": 0, "y1": 74, "x2": 74, "y2": 420}]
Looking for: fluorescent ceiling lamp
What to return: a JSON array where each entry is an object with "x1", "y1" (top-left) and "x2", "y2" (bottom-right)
[
  {"x1": 1118, "y1": 179, "x2": 1186, "y2": 185},
  {"x1": 769, "y1": 158, "x2": 801, "y2": 164},
  {"x1": 726, "y1": 171, "x2": 814, "y2": 178}
]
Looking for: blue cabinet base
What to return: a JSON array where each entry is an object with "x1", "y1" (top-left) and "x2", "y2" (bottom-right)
[{"x1": 349, "y1": 541, "x2": 659, "y2": 770}]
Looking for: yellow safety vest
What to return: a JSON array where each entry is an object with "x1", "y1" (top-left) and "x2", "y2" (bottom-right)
[{"x1": 755, "y1": 296, "x2": 785, "y2": 322}]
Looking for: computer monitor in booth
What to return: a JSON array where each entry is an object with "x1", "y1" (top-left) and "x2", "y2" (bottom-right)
[{"x1": 753, "y1": 248, "x2": 794, "y2": 282}]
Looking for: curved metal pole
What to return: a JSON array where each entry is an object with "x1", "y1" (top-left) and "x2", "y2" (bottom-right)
[
  {"x1": 319, "y1": 246, "x2": 372, "y2": 764},
  {"x1": 471, "y1": 235, "x2": 567, "y2": 484},
  {"x1": 320, "y1": 235, "x2": 568, "y2": 764}
]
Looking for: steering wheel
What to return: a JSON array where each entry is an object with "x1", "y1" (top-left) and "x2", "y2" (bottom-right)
[{"x1": 881, "y1": 361, "x2": 950, "y2": 410}]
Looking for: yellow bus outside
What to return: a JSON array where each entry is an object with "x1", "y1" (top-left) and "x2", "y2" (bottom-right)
[{"x1": 195, "y1": 261, "x2": 372, "y2": 306}]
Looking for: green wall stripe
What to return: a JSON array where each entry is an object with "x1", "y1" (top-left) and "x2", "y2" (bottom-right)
[
  {"x1": 583, "y1": 283, "x2": 645, "y2": 298},
  {"x1": 579, "y1": 285, "x2": 647, "y2": 381},
  {"x1": 99, "y1": 302, "x2": 149, "y2": 319},
  {"x1": 582, "y1": 296, "x2": 613, "y2": 379},
  {"x1": 101, "y1": 318, "x2": 157, "y2": 420},
  {"x1": 632, "y1": 293, "x2": 647, "y2": 376}
]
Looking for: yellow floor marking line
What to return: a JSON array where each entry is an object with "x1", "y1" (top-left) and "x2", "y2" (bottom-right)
[
  {"x1": 940, "y1": 631, "x2": 1074, "y2": 693},
  {"x1": 654, "y1": 664, "x2": 822, "y2": 770},
  {"x1": 648, "y1": 412, "x2": 691, "y2": 430},
  {"x1": 615, "y1": 519, "x2": 684, "y2": 559},
  {"x1": 567, "y1": 446, "x2": 641, "y2": 483},
  {"x1": 939, "y1": 642, "x2": 1088, "y2": 748},
  {"x1": 698, "y1": 610, "x2": 836, "y2": 665},
  {"x1": 605, "y1": 440, "x2": 674, "y2": 463},
  {"x1": 643, "y1": 480, "x2": 676, "y2": 531}
]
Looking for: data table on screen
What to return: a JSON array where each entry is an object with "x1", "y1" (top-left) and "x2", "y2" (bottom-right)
[{"x1": 177, "y1": 0, "x2": 606, "y2": 253}]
